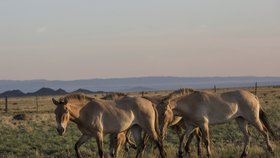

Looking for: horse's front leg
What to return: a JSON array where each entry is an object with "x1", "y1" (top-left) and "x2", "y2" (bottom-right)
[
  {"x1": 95, "y1": 131, "x2": 105, "y2": 158},
  {"x1": 75, "y1": 134, "x2": 92, "y2": 158},
  {"x1": 178, "y1": 122, "x2": 195, "y2": 158},
  {"x1": 125, "y1": 130, "x2": 137, "y2": 150},
  {"x1": 184, "y1": 129, "x2": 197, "y2": 157},
  {"x1": 178, "y1": 132, "x2": 187, "y2": 158}
]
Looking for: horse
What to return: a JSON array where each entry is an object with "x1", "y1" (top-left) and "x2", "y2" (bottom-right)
[
  {"x1": 101, "y1": 93, "x2": 137, "y2": 157},
  {"x1": 162, "y1": 90, "x2": 275, "y2": 157},
  {"x1": 52, "y1": 93, "x2": 166, "y2": 158},
  {"x1": 143, "y1": 89, "x2": 202, "y2": 158},
  {"x1": 102, "y1": 90, "x2": 202, "y2": 157}
]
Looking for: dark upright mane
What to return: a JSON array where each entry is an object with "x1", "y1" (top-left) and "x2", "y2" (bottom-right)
[
  {"x1": 101, "y1": 92, "x2": 127, "y2": 100},
  {"x1": 163, "y1": 88, "x2": 195, "y2": 103}
]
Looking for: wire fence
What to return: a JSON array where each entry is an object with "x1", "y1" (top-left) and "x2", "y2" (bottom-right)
[{"x1": 1, "y1": 83, "x2": 280, "y2": 114}]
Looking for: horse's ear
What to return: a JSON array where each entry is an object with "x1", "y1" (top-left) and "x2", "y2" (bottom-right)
[{"x1": 52, "y1": 98, "x2": 60, "y2": 106}]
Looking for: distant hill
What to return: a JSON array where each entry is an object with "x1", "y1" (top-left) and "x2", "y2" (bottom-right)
[
  {"x1": 0, "y1": 76, "x2": 280, "y2": 93},
  {"x1": 0, "y1": 87, "x2": 99, "y2": 98},
  {"x1": 26, "y1": 87, "x2": 67, "y2": 96},
  {"x1": 71, "y1": 88, "x2": 96, "y2": 94},
  {"x1": 0, "y1": 90, "x2": 25, "y2": 97},
  {"x1": 122, "y1": 87, "x2": 157, "y2": 92}
]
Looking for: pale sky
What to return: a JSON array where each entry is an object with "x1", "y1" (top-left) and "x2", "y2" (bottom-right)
[{"x1": 0, "y1": 0, "x2": 280, "y2": 80}]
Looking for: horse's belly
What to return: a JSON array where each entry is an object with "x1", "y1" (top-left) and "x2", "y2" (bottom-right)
[
  {"x1": 102, "y1": 111, "x2": 134, "y2": 133},
  {"x1": 208, "y1": 103, "x2": 238, "y2": 124},
  {"x1": 208, "y1": 116, "x2": 235, "y2": 124}
]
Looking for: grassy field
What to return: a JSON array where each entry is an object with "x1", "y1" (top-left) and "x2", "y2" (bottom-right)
[{"x1": 0, "y1": 86, "x2": 279, "y2": 158}]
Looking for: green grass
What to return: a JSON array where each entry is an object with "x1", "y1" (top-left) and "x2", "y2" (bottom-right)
[{"x1": 0, "y1": 87, "x2": 280, "y2": 158}]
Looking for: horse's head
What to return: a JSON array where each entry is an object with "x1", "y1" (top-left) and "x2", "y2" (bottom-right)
[
  {"x1": 52, "y1": 97, "x2": 70, "y2": 136},
  {"x1": 161, "y1": 100, "x2": 174, "y2": 139}
]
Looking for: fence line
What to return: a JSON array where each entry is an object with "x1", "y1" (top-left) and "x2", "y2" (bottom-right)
[
  {"x1": 255, "y1": 82, "x2": 258, "y2": 96},
  {"x1": 1, "y1": 83, "x2": 278, "y2": 113},
  {"x1": 5, "y1": 96, "x2": 8, "y2": 112},
  {"x1": 36, "y1": 96, "x2": 39, "y2": 112}
]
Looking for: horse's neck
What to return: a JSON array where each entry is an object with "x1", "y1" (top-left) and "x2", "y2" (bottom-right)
[
  {"x1": 68, "y1": 101, "x2": 87, "y2": 123},
  {"x1": 169, "y1": 98, "x2": 180, "y2": 110},
  {"x1": 170, "y1": 98, "x2": 190, "y2": 116}
]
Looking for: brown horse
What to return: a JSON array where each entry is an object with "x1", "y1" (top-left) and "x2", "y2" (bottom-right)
[
  {"x1": 102, "y1": 90, "x2": 202, "y2": 157},
  {"x1": 101, "y1": 93, "x2": 137, "y2": 157},
  {"x1": 143, "y1": 89, "x2": 202, "y2": 158},
  {"x1": 163, "y1": 90, "x2": 275, "y2": 157},
  {"x1": 52, "y1": 93, "x2": 166, "y2": 158}
]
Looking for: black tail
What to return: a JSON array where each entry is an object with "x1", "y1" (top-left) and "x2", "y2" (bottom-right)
[{"x1": 259, "y1": 108, "x2": 276, "y2": 140}]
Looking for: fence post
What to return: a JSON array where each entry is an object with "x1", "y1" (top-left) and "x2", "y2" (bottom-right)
[
  {"x1": 36, "y1": 95, "x2": 39, "y2": 112},
  {"x1": 5, "y1": 96, "x2": 8, "y2": 112},
  {"x1": 141, "y1": 91, "x2": 144, "y2": 97},
  {"x1": 255, "y1": 82, "x2": 258, "y2": 96},
  {"x1": 214, "y1": 85, "x2": 217, "y2": 93}
]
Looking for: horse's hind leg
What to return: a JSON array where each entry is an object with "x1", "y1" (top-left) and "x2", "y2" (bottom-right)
[
  {"x1": 142, "y1": 132, "x2": 150, "y2": 152},
  {"x1": 75, "y1": 134, "x2": 92, "y2": 158},
  {"x1": 251, "y1": 119, "x2": 274, "y2": 153},
  {"x1": 109, "y1": 133, "x2": 116, "y2": 157},
  {"x1": 195, "y1": 128, "x2": 202, "y2": 158},
  {"x1": 95, "y1": 131, "x2": 105, "y2": 158},
  {"x1": 110, "y1": 132, "x2": 126, "y2": 158},
  {"x1": 199, "y1": 120, "x2": 211, "y2": 157},
  {"x1": 236, "y1": 117, "x2": 250, "y2": 158},
  {"x1": 130, "y1": 125, "x2": 145, "y2": 158},
  {"x1": 144, "y1": 124, "x2": 166, "y2": 158}
]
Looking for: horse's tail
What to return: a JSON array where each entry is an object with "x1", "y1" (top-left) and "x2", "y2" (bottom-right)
[
  {"x1": 259, "y1": 108, "x2": 276, "y2": 140},
  {"x1": 151, "y1": 103, "x2": 161, "y2": 140}
]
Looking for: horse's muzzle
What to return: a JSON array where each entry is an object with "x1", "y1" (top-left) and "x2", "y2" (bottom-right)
[{"x1": 57, "y1": 127, "x2": 65, "y2": 136}]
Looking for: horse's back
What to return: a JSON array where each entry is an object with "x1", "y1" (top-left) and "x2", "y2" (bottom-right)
[
  {"x1": 95, "y1": 97, "x2": 156, "y2": 133},
  {"x1": 178, "y1": 91, "x2": 240, "y2": 124},
  {"x1": 77, "y1": 99, "x2": 134, "y2": 133},
  {"x1": 223, "y1": 90, "x2": 261, "y2": 117},
  {"x1": 203, "y1": 90, "x2": 260, "y2": 123}
]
